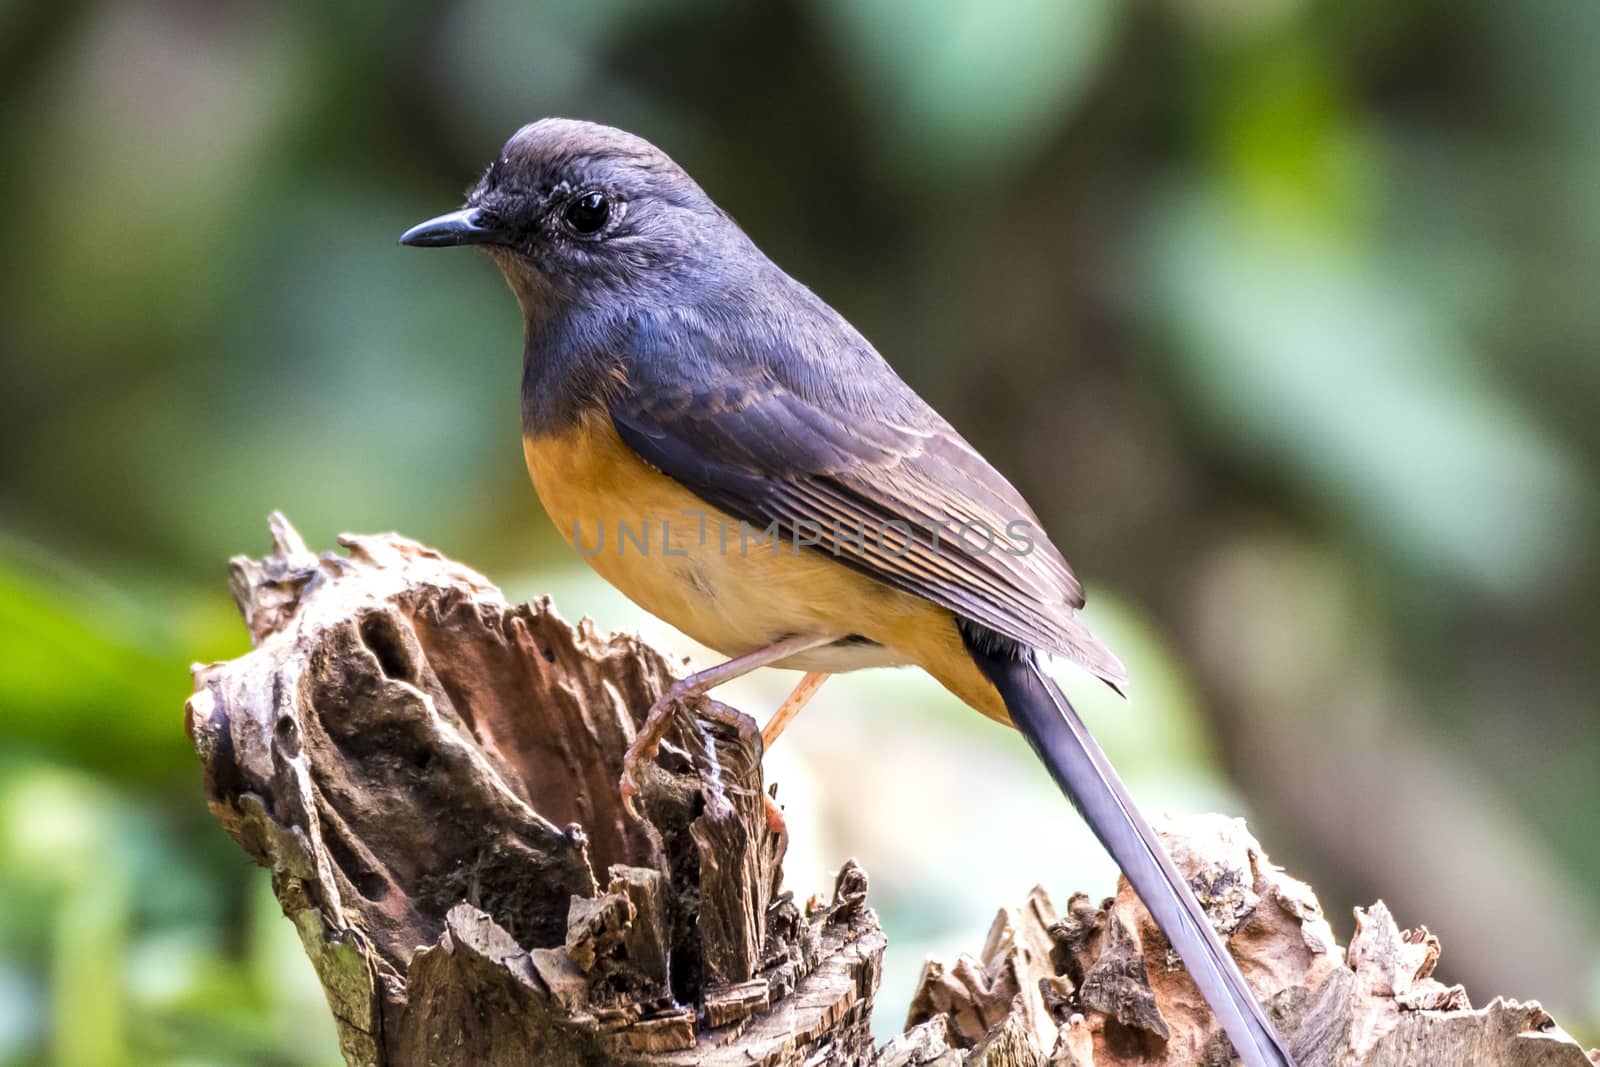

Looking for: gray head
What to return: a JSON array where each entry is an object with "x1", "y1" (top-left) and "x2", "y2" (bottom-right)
[{"x1": 401, "y1": 119, "x2": 738, "y2": 314}]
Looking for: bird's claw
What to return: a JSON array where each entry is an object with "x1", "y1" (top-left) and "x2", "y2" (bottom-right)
[
  {"x1": 762, "y1": 792, "x2": 786, "y2": 836},
  {"x1": 619, "y1": 768, "x2": 641, "y2": 821},
  {"x1": 619, "y1": 702, "x2": 673, "y2": 822}
]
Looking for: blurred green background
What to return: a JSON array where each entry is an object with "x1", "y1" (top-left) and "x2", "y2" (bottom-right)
[{"x1": 3, "y1": 0, "x2": 1599, "y2": 1062}]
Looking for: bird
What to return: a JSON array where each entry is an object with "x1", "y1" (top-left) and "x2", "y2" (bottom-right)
[{"x1": 400, "y1": 118, "x2": 1296, "y2": 1067}]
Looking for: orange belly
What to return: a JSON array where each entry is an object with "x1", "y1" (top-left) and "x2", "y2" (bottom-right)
[{"x1": 521, "y1": 415, "x2": 1009, "y2": 722}]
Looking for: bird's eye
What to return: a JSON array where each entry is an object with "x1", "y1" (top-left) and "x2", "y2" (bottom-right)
[{"x1": 564, "y1": 192, "x2": 611, "y2": 235}]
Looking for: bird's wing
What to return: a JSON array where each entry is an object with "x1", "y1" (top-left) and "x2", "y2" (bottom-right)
[{"x1": 607, "y1": 317, "x2": 1126, "y2": 692}]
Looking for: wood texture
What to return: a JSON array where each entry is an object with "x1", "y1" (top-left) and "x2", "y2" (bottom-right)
[
  {"x1": 186, "y1": 516, "x2": 1598, "y2": 1066},
  {"x1": 905, "y1": 814, "x2": 1599, "y2": 1066}
]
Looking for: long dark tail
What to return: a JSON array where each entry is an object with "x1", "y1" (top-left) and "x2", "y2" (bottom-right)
[{"x1": 964, "y1": 630, "x2": 1296, "y2": 1067}]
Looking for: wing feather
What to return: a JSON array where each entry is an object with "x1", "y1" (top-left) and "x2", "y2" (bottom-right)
[{"x1": 604, "y1": 304, "x2": 1126, "y2": 692}]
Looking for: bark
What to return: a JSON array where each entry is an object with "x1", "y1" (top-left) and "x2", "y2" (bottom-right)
[{"x1": 185, "y1": 516, "x2": 1598, "y2": 1067}]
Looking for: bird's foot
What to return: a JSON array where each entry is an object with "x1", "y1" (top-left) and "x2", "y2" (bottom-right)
[
  {"x1": 619, "y1": 679, "x2": 695, "y2": 820},
  {"x1": 762, "y1": 792, "x2": 786, "y2": 836}
]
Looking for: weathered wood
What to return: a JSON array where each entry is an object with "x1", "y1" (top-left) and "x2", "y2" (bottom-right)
[
  {"x1": 906, "y1": 814, "x2": 1598, "y2": 1066},
  {"x1": 187, "y1": 517, "x2": 1598, "y2": 1066},
  {"x1": 187, "y1": 515, "x2": 883, "y2": 1066}
]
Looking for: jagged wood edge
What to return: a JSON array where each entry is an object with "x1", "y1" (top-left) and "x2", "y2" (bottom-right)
[
  {"x1": 187, "y1": 517, "x2": 1599, "y2": 1067},
  {"x1": 186, "y1": 515, "x2": 885, "y2": 1066}
]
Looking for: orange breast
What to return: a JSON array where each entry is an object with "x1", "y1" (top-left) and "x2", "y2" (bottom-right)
[{"x1": 521, "y1": 415, "x2": 1008, "y2": 722}]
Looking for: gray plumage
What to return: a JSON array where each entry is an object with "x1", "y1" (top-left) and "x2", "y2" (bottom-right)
[
  {"x1": 466, "y1": 119, "x2": 1125, "y2": 690},
  {"x1": 400, "y1": 117, "x2": 1297, "y2": 1067}
]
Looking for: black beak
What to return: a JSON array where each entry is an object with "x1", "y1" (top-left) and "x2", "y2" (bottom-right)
[{"x1": 399, "y1": 207, "x2": 511, "y2": 248}]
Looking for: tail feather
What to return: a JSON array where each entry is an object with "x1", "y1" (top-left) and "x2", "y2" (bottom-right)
[{"x1": 965, "y1": 634, "x2": 1296, "y2": 1067}]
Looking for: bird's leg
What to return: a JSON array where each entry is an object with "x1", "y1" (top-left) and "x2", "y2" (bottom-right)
[
  {"x1": 763, "y1": 672, "x2": 830, "y2": 750},
  {"x1": 758, "y1": 671, "x2": 831, "y2": 835},
  {"x1": 620, "y1": 633, "x2": 836, "y2": 818}
]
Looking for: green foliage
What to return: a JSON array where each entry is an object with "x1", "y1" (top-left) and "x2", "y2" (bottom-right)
[{"x1": 3, "y1": 0, "x2": 1598, "y2": 1057}]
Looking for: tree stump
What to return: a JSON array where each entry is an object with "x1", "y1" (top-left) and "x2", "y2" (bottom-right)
[{"x1": 185, "y1": 517, "x2": 1598, "y2": 1066}]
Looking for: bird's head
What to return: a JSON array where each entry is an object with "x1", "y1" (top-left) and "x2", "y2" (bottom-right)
[{"x1": 401, "y1": 118, "x2": 730, "y2": 315}]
